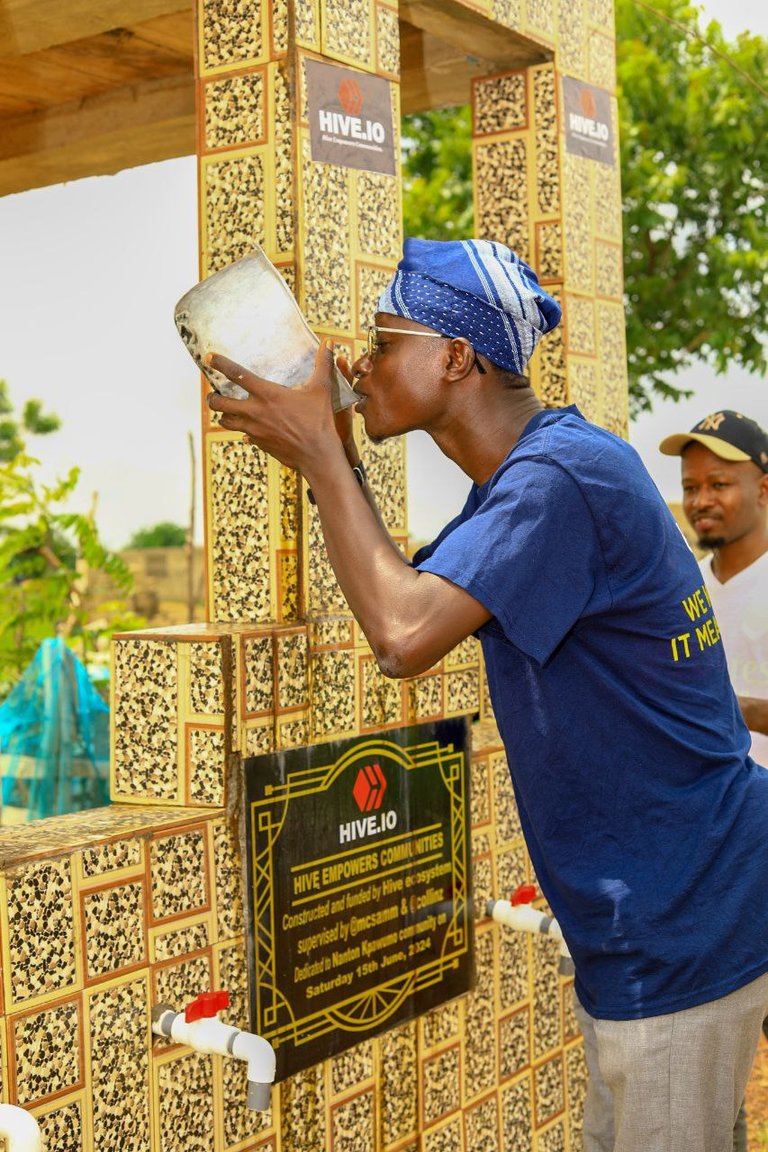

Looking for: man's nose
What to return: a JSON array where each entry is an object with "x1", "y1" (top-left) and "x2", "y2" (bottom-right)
[{"x1": 351, "y1": 350, "x2": 372, "y2": 378}]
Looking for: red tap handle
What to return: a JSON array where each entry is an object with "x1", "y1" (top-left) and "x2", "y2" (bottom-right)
[
  {"x1": 185, "y1": 990, "x2": 230, "y2": 1023},
  {"x1": 511, "y1": 884, "x2": 538, "y2": 906}
]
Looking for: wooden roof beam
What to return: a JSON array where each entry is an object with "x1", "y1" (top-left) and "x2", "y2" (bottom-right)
[
  {"x1": 0, "y1": 73, "x2": 195, "y2": 196},
  {"x1": 0, "y1": 0, "x2": 191, "y2": 57}
]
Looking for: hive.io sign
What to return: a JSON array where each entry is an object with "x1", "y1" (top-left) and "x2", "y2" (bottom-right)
[
  {"x1": 306, "y1": 59, "x2": 396, "y2": 175},
  {"x1": 244, "y1": 718, "x2": 474, "y2": 1079}
]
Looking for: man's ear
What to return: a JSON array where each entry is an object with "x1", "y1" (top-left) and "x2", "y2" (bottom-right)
[
  {"x1": 758, "y1": 471, "x2": 768, "y2": 508},
  {"x1": 444, "y1": 338, "x2": 476, "y2": 381}
]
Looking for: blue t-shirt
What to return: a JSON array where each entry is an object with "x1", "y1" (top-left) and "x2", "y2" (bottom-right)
[{"x1": 414, "y1": 407, "x2": 768, "y2": 1020}]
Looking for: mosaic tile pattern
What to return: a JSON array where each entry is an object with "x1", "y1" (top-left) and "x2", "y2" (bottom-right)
[
  {"x1": 295, "y1": 0, "x2": 318, "y2": 49},
  {"x1": 474, "y1": 138, "x2": 530, "y2": 262},
  {"x1": 189, "y1": 642, "x2": 225, "y2": 716},
  {"x1": 332, "y1": 1088, "x2": 375, "y2": 1151},
  {"x1": 204, "y1": 71, "x2": 265, "y2": 150},
  {"x1": 493, "y1": 0, "x2": 524, "y2": 29},
  {"x1": 379, "y1": 1021, "x2": 418, "y2": 1146},
  {"x1": 156, "y1": 1051, "x2": 215, "y2": 1149},
  {"x1": 83, "y1": 881, "x2": 146, "y2": 980},
  {"x1": 568, "y1": 357, "x2": 600, "y2": 425},
  {"x1": 36, "y1": 1098, "x2": 83, "y2": 1152},
  {"x1": 474, "y1": 72, "x2": 527, "y2": 136},
  {"x1": 201, "y1": 0, "x2": 263, "y2": 71},
  {"x1": 187, "y1": 727, "x2": 226, "y2": 806},
  {"x1": 558, "y1": 0, "x2": 587, "y2": 78},
  {"x1": 323, "y1": 0, "x2": 374, "y2": 66},
  {"x1": 500, "y1": 1006, "x2": 531, "y2": 1080},
  {"x1": 527, "y1": 0, "x2": 557, "y2": 39},
  {"x1": 279, "y1": 1063, "x2": 326, "y2": 1150},
  {"x1": 376, "y1": 3, "x2": 400, "y2": 76},
  {"x1": 113, "y1": 639, "x2": 178, "y2": 800},
  {"x1": 208, "y1": 439, "x2": 273, "y2": 622},
  {"x1": 597, "y1": 299, "x2": 629, "y2": 437},
  {"x1": 276, "y1": 631, "x2": 309, "y2": 711},
  {"x1": 589, "y1": 30, "x2": 617, "y2": 90},
  {"x1": 150, "y1": 828, "x2": 209, "y2": 921},
  {"x1": 360, "y1": 656, "x2": 403, "y2": 730},
  {"x1": 533, "y1": 68, "x2": 560, "y2": 218},
  {"x1": 212, "y1": 817, "x2": 244, "y2": 942},
  {"x1": 89, "y1": 977, "x2": 151, "y2": 1149},
  {"x1": 244, "y1": 635, "x2": 274, "y2": 714},
  {"x1": 407, "y1": 673, "x2": 443, "y2": 722},
  {"x1": 153, "y1": 918, "x2": 211, "y2": 963},
  {"x1": 360, "y1": 428, "x2": 407, "y2": 533},
  {"x1": 423, "y1": 1045, "x2": 461, "y2": 1127},
  {"x1": 596, "y1": 240, "x2": 623, "y2": 300},
  {"x1": 463, "y1": 930, "x2": 497, "y2": 1101},
  {"x1": 203, "y1": 152, "x2": 267, "y2": 273},
  {"x1": 331, "y1": 1040, "x2": 374, "y2": 1097},
  {"x1": 357, "y1": 174, "x2": 401, "y2": 260},
  {"x1": 588, "y1": 0, "x2": 614, "y2": 28},
  {"x1": 80, "y1": 838, "x2": 142, "y2": 880},
  {"x1": 6, "y1": 858, "x2": 77, "y2": 1006},
  {"x1": 154, "y1": 952, "x2": 213, "y2": 1010},
  {"x1": 301, "y1": 139, "x2": 352, "y2": 331},
  {"x1": 12, "y1": 998, "x2": 81, "y2": 1104},
  {"x1": 536, "y1": 220, "x2": 563, "y2": 282},
  {"x1": 272, "y1": 63, "x2": 295, "y2": 254},
  {"x1": 309, "y1": 649, "x2": 356, "y2": 739},
  {"x1": 465, "y1": 1092, "x2": 500, "y2": 1149},
  {"x1": 501, "y1": 1072, "x2": 534, "y2": 1148},
  {"x1": 424, "y1": 1115, "x2": 463, "y2": 1152},
  {"x1": 535, "y1": 1054, "x2": 565, "y2": 1126}
]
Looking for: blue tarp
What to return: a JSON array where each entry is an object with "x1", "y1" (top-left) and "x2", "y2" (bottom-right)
[{"x1": 0, "y1": 637, "x2": 110, "y2": 820}]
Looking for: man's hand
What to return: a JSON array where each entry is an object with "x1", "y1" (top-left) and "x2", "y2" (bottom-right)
[
  {"x1": 739, "y1": 696, "x2": 768, "y2": 737},
  {"x1": 204, "y1": 341, "x2": 346, "y2": 475}
]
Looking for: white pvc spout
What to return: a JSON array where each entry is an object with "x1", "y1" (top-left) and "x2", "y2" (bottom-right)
[
  {"x1": 487, "y1": 892, "x2": 575, "y2": 976},
  {"x1": 152, "y1": 996, "x2": 276, "y2": 1111},
  {"x1": 486, "y1": 897, "x2": 564, "y2": 941},
  {"x1": 0, "y1": 1104, "x2": 42, "y2": 1152}
]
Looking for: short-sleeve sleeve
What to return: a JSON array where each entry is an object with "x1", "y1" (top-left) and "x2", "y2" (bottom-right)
[{"x1": 414, "y1": 457, "x2": 605, "y2": 664}]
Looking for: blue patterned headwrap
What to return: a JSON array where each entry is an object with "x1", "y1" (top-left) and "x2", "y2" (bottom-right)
[{"x1": 377, "y1": 238, "x2": 561, "y2": 375}]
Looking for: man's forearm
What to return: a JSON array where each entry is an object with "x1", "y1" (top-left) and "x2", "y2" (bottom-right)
[
  {"x1": 739, "y1": 696, "x2": 768, "y2": 737},
  {"x1": 303, "y1": 452, "x2": 488, "y2": 678}
]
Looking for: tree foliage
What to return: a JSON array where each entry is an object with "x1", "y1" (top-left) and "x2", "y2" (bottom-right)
[
  {"x1": 0, "y1": 381, "x2": 138, "y2": 698},
  {"x1": 128, "y1": 521, "x2": 188, "y2": 549},
  {"x1": 617, "y1": 0, "x2": 767, "y2": 412},
  {"x1": 401, "y1": 2, "x2": 767, "y2": 414},
  {"x1": 402, "y1": 106, "x2": 474, "y2": 240}
]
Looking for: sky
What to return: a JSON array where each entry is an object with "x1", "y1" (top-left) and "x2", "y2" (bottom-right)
[{"x1": 0, "y1": 0, "x2": 765, "y2": 550}]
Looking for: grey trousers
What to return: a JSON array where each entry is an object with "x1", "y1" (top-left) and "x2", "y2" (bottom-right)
[{"x1": 573, "y1": 971, "x2": 768, "y2": 1152}]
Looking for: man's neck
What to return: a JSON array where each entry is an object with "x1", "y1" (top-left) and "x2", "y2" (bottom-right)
[
  {"x1": 710, "y1": 531, "x2": 768, "y2": 583},
  {"x1": 432, "y1": 388, "x2": 544, "y2": 485}
]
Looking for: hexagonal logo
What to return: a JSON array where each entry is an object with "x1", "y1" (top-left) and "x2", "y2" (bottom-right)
[
  {"x1": 353, "y1": 762, "x2": 387, "y2": 812},
  {"x1": 337, "y1": 76, "x2": 363, "y2": 116}
]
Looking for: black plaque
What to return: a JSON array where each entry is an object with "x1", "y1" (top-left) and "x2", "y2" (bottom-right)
[
  {"x1": 562, "y1": 76, "x2": 616, "y2": 166},
  {"x1": 244, "y1": 718, "x2": 474, "y2": 1079},
  {"x1": 306, "y1": 58, "x2": 396, "y2": 175}
]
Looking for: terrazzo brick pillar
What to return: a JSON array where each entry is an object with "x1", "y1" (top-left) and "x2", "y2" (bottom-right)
[{"x1": 472, "y1": 0, "x2": 629, "y2": 437}]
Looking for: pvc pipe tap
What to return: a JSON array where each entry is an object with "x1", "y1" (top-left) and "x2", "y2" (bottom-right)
[
  {"x1": 152, "y1": 991, "x2": 276, "y2": 1110},
  {"x1": 0, "y1": 1104, "x2": 42, "y2": 1152},
  {"x1": 487, "y1": 884, "x2": 575, "y2": 976}
]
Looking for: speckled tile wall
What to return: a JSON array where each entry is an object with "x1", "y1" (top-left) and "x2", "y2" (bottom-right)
[
  {"x1": 472, "y1": 9, "x2": 629, "y2": 435},
  {"x1": 0, "y1": 3, "x2": 628, "y2": 1148}
]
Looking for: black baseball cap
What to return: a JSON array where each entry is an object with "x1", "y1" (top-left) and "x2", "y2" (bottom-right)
[{"x1": 659, "y1": 410, "x2": 768, "y2": 473}]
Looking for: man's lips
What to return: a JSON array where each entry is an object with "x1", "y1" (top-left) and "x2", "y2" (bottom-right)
[{"x1": 693, "y1": 516, "x2": 720, "y2": 531}]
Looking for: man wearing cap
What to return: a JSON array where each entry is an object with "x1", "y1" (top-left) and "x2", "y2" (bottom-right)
[
  {"x1": 206, "y1": 238, "x2": 768, "y2": 1152},
  {"x1": 660, "y1": 411, "x2": 768, "y2": 765},
  {"x1": 661, "y1": 411, "x2": 768, "y2": 1152}
]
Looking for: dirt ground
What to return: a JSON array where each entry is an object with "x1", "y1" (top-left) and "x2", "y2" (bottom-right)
[{"x1": 746, "y1": 1033, "x2": 768, "y2": 1148}]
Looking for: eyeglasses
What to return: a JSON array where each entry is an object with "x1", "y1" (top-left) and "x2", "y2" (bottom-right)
[
  {"x1": 366, "y1": 325, "x2": 445, "y2": 357},
  {"x1": 365, "y1": 325, "x2": 487, "y2": 374}
]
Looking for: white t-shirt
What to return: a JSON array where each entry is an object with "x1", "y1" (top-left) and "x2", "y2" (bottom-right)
[{"x1": 700, "y1": 550, "x2": 768, "y2": 765}]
